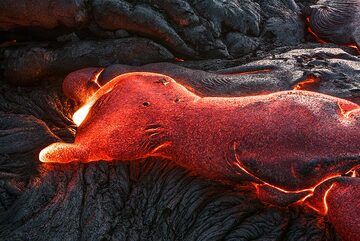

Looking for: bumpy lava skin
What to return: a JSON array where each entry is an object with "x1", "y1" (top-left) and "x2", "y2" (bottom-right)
[
  {"x1": 325, "y1": 178, "x2": 360, "y2": 241},
  {"x1": 41, "y1": 72, "x2": 360, "y2": 241},
  {"x1": 305, "y1": 176, "x2": 360, "y2": 241},
  {"x1": 306, "y1": 0, "x2": 360, "y2": 48}
]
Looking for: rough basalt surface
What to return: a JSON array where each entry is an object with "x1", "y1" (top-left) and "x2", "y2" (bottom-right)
[
  {"x1": 1, "y1": 38, "x2": 175, "y2": 85},
  {"x1": 93, "y1": 47, "x2": 360, "y2": 103},
  {"x1": 0, "y1": 0, "x2": 305, "y2": 60},
  {"x1": 305, "y1": 0, "x2": 360, "y2": 47}
]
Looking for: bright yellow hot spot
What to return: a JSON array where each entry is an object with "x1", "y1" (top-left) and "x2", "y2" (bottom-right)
[{"x1": 73, "y1": 100, "x2": 95, "y2": 126}]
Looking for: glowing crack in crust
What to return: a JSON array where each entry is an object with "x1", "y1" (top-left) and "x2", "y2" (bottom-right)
[
  {"x1": 40, "y1": 72, "x2": 360, "y2": 241},
  {"x1": 305, "y1": 0, "x2": 360, "y2": 53},
  {"x1": 292, "y1": 74, "x2": 319, "y2": 90}
]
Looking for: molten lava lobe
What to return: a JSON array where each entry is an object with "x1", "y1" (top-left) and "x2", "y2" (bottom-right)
[
  {"x1": 307, "y1": 177, "x2": 360, "y2": 241},
  {"x1": 41, "y1": 72, "x2": 360, "y2": 200},
  {"x1": 305, "y1": 0, "x2": 360, "y2": 49},
  {"x1": 62, "y1": 67, "x2": 103, "y2": 105}
]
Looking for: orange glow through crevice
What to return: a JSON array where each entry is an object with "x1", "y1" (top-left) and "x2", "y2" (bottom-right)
[
  {"x1": 344, "y1": 165, "x2": 360, "y2": 177},
  {"x1": 305, "y1": 17, "x2": 328, "y2": 44},
  {"x1": 306, "y1": 17, "x2": 360, "y2": 54},
  {"x1": 92, "y1": 68, "x2": 104, "y2": 87},
  {"x1": 175, "y1": 57, "x2": 185, "y2": 62},
  {"x1": 72, "y1": 75, "x2": 114, "y2": 126},
  {"x1": 323, "y1": 183, "x2": 336, "y2": 215},
  {"x1": 306, "y1": 183, "x2": 336, "y2": 215},
  {"x1": 0, "y1": 39, "x2": 17, "y2": 48},
  {"x1": 307, "y1": 26, "x2": 327, "y2": 44},
  {"x1": 71, "y1": 68, "x2": 105, "y2": 126},
  {"x1": 233, "y1": 142, "x2": 342, "y2": 206},
  {"x1": 293, "y1": 75, "x2": 319, "y2": 90},
  {"x1": 346, "y1": 169, "x2": 358, "y2": 177},
  {"x1": 347, "y1": 45, "x2": 360, "y2": 54}
]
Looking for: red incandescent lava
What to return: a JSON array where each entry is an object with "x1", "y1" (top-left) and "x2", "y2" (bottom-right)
[
  {"x1": 292, "y1": 74, "x2": 319, "y2": 90},
  {"x1": 40, "y1": 72, "x2": 360, "y2": 241}
]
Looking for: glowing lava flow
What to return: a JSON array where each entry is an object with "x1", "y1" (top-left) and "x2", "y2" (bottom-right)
[
  {"x1": 40, "y1": 71, "x2": 360, "y2": 241},
  {"x1": 306, "y1": 17, "x2": 327, "y2": 44},
  {"x1": 72, "y1": 99, "x2": 96, "y2": 126},
  {"x1": 66, "y1": 68, "x2": 114, "y2": 126},
  {"x1": 319, "y1": 183, "x2": 335, "y2": 215},
  {"x1": 293, "y1": 75, "x2": 319, "y2": 90},
  {"x1": 338, "y1": 101, "x2": 360, "y2": 119},
  {"x1": 72, "y1": 83, "x2": 116, "y2": 127},
  {"x1": 42, "y1": 71, "x2": 360, "y2": 196},
  {"x1": 305, "y1": 183, "x2": 336, "y2": 215},
  {"x1": 233, "y1": 142, "x2": 342, "y2": 198}
]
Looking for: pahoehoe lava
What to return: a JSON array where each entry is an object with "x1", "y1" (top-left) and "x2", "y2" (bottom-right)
[
  {"x1": 1, "y1": 1, "x2": 360, "y2": 240},
  {"x1": 40, "y1": 72, "x2": 360, "y2": 241},
  {"x1": 305, "y1": 0, "x2": 360, "y2": 47}
]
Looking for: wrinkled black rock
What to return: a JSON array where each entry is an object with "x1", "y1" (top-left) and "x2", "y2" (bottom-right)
[
  {"x1": 1, "y1": 38, "x2": 174, "y2": 85},
  {"x1": 0, "y1": 0, "x2": 305, "y2": 59},
  {"x1": 98, "y1": 47, "x2": 360, "y2": 103},
  {"x1": 305, "y1": 0, "x2": 360, "y2": 47}
]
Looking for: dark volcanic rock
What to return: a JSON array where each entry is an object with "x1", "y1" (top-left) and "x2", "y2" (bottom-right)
[
  {"x1": 0, "y1": 0, "x2": 89, "y2": 30},
  {"x1": 0, "y1": 113, "x2": 59, "y2": 154},
  {"x1": 97, "y1": 47, "x2": 360, "y2": 103},
  {"x1": 0, "y1": 0, "x2": 305, "y2": 58},
  {"x1": 3, "y1": 44, "x2": 360, "y2": 102},
  {"x1": 1, "y1": 38, "x2": 174, "y2": 85},
  {"x1": 305, "y1": 0, "x2": 360, "y2": 47},
  {"x1": 0, "y1": 158, "x2": 330, "y2": 241}
]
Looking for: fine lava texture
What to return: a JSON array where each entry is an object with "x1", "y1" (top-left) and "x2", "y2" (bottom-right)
[
  {"x1": 305, "y1": 0, "x2": 360, "y2": 47},
  {"x1": 0, "y1": 0, "x2": 306, "y2": 84},
  {"x1": 40, "y1": 72, "x2": 360, "y2": 240},
  {"x1": 81, "y1": 47, "x2": 360, "y2": 104},
  {"x1": 0, "y1": 0, "x2": 303, "y2": 59},
  {"x1": 1, "y1": 0, "x2": 360, "y2": 240},
  {"x1": 0, "y1": 47, "x2": 359, "y2": 241}
]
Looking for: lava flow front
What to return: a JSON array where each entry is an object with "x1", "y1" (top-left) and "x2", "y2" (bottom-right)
[{"x1": 40, "y1": 72, "x2": 360, "y2": 241}]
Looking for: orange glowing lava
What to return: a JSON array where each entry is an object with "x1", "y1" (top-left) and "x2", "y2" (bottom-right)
[
  {"x1": 234, "y1": 142, "x2": 343, "y2": 197},
  {"x1": 306, "y1": 183, "x2": 336, "y2": 215},
  {"x1": 41, "y1": 72, "x2": 360, "y2": 229},
  {"x1": 322, "y1": 183, "x2": 335, "y2": 214},
  {"x1": 73, "y1": 99, "x2": 96, "y2": 126},
  {"x1": 293, "y1": 75, "x2": 319, "y2": 90},
  {"x1": 306, "y1": 17, "x2": 327, "y2": 44},
  {"x1": 347, "y1": 44, "x2": 360, "y2": 54},
  {"x1": 0, "y1": 39, "x2": 17, "y2": 48},
  {"x1": 338, "y1": 101, "x2": 359, "y2": 119},
  {"x1": 346, "y1": 169, "x2": 358, "y2": 177}
]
